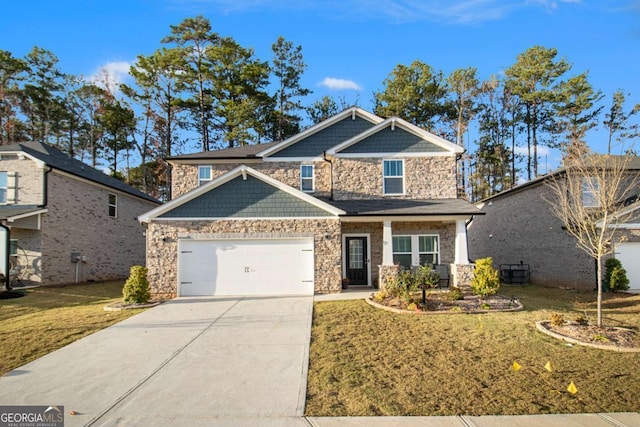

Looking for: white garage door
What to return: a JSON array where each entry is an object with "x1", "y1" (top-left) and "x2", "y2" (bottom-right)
[
  {"x1": 178, "y1": 239, "x2": 314, "y2": 296},
  {"x1": 616, "y1": 242, "x2": 640, "y2": 291}
]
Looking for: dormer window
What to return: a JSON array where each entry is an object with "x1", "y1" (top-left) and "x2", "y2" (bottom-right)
[
  {"x1": 300, "y1": 165, "x2": 314, "y2": 192},
  {"x1": 198, "y1": 165, "x2": 212, "y2": 186},
  {"x1": 383, "y1": 159, "x2": 404, "y2": 195}
]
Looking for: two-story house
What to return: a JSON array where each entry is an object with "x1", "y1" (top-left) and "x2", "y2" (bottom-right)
[
  {"x1": 0, "y1": 141, "x2": 159, "y2": 289},
  {"x1": 139, "y1": 107, "x2": 483, "y2": 298}
]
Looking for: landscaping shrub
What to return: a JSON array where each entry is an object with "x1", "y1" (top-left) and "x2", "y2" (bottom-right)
[
  {"x1": 122, "y1": 265, "x2": 151, "y2": 304},
  {"x1": 415, "y1": 265, "x2": 439, "y2": 289},
  {"x1": 550, "y1": 312, "x2": 565, "y2": 326},
  {"x1": 386, "y1": 268, "x2": 419, "y2": 302},
  {"x1": 447, "y1": 287, "x2": 464, "y2": 301},
  {"x1": 471, "y1": 257, "x2": 500, "y2": 298},
  {"x1": 604, "y1": 258, "x2": 630, "y2": 292}
]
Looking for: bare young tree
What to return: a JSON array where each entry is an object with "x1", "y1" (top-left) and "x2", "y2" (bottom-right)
[{"x1": 546, "y1": 152, "x2": 640, "y2": 327}]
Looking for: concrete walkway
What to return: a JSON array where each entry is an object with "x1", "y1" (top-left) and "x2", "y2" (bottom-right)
[{"x1": 0, "y1": 296, "x2": 314, "y2": 426}]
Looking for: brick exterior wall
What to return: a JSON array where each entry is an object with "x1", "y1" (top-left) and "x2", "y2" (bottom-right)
[
  {"x1": 468, "y1": 183, "x2": 595, "y2": 289},
  {"x1": 0, "y1": 155, "x2": 44, "y2": 204},
  {"x1": 146, "y1": 218, "x2": 342, "y2": 298},
  {"x1": 37, "y1": 171, "x2": 158, "y2": 285},
  {"x1": 332, "y1": 156, "x2": 457, "y2": 200}
]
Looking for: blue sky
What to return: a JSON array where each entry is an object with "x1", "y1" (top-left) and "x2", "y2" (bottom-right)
[{"x1": 1, "y1": 0, "x2": 639, "y2": 171}]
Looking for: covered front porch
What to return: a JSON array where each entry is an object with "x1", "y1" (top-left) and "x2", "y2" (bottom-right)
[{"x1": 339, "y1": 216, "x2": 474, "y2": 289}]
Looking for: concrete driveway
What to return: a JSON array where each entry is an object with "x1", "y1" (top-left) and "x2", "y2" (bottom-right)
[{"x1": 0, "y1": 296, "x2": 313, "y2": 426}]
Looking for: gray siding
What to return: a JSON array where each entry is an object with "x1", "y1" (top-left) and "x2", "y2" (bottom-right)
[
  {"x1": 160, "y1": 175, "x2": 334, "y2": 218},
  {"x1": 270, "y1": 116, "x2": 374, "y2": 158},
  {"x1": 339, "y1": 126, "x2": 447, "y2": 154},
  {"x1": 468, "y1": 183, "x2": 595, "y2": 289}
]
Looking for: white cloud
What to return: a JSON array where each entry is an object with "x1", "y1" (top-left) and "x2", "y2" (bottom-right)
[
  {"x1": 318, "y1": 77, "x2": 362, "y2": 91},
  {"x1": 88, "y1": 61, "x2": 132, "y2": 93},
  {"x1": 169, "y1": 0, "x2": 582, "y2": 24},
  {"x1": 514, "y1": 145, "x2": 551, "y2": 157}
]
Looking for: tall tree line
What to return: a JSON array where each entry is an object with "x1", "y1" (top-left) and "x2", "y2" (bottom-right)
[{"x1": 2, "y1": 19, "x2": 638, "y2": 202}]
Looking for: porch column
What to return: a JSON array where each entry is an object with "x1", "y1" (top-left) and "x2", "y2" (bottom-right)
[
  {"x1": 382, "y1": 220, "x2": 394, "y2": 265},
  {"x1": 454, "y1": 219, "x2": 469, "y2": 265}
]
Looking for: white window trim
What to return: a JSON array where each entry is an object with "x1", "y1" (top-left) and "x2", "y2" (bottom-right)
[
  {"x1": 392, "y1": 234, "x2": 440, "y2": 267},
  {"x1": 300, "y1": 164, "x2": 314, "y2": 193},
  {"x1": 198, "y1": 165, "x2": 212, "y2": 186},
  {"x1": 108, "y1": 193, "x2": 118, "y2": 218},
  {"x1": 383, "y1": 159, "x2": 405, "y2": 196}
]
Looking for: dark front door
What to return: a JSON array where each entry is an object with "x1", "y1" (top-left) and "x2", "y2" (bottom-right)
[{"x1": 346, "y1": 237, "x2": 368, "y2": 286}]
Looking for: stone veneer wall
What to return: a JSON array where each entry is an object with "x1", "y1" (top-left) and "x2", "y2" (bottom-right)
[
  {"x1": 452, "y1": 264, "x2": 474, "y2": 290},
  {"x1": 332, "y1": 156, "x2": 457, "y2": 200},
  {"x1": 40, "y1": 171, "x2": 158, "y2": 285},
  {"x1": 146, "y1": 218, "x2": 342, "y2": 298},
  {"x1": 378, "y1": 264, "x2": 400, "y2": 291},
  {"x1": 171, "y1": 162, "x2": 332, "y2": 199}
]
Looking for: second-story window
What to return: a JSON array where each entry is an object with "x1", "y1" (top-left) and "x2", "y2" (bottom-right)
[
  {"x1": 108, "y1": 193, "x2": 117, "y2": 218},
  {"x1": 581, "y1": 177, "x2": 600, "y2": 207},
  {"x1": 383, "y1": 159, "x2": 404, "y2": 195},
  {"x1": 198, "y1": 165, "x2": 212, "y2": 186},
  {"x1": 0, "y1": 172, "x2": 6, "y2": 204},
  {"x1": 301, "y1": 165, "x2": 314, "y2": 192}
]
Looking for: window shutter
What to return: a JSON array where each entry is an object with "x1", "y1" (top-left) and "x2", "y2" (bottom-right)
[{"x1": 6, "y1": 172, "x2": 16, "y2": 204}]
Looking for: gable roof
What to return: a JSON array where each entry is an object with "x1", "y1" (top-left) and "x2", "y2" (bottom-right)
[
  {"x1": 138, "y1": 165, "x2": 345, "y2": 222},
  {"x1": 0, "y1": 141, "x2": 158, "y2": 203},
  {"x1": 257, "y1": 107, "x2": 384, "y2": 159},
  {"x1": 477, "y1": 154, "x2": 640, "y2": 205},
  {"x1": 326, "y1": 117, "x2": 463, "y2": 157}
]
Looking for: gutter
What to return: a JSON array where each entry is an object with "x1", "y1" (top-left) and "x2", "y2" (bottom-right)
[
  {"x1": 38, "y1": 166, "x2": 52, "y2": 208},
  {"x1": 322, "y1": 151, "x2": 334, "y2": 200}
]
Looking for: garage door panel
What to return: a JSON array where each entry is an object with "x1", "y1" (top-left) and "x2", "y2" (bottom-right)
[
  {"x1": 616, "y1": 243, "x2": 640, "y2": 290},
  {"x1": 178, "y1": 239, "x2": 314, "y2": 296}
]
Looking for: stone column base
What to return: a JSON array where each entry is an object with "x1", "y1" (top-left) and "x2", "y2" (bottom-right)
[
  {"x1": 378, "y1": 264, "x2": 401, "y2": 291},
  {"x1": 451, "y1": 264, "x2": 474, "y2": 292}
]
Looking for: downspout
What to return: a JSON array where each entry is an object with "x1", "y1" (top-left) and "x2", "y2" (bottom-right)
[
  {"x1": 38, "y1": 166, "x2": 52, "y2": 208},
  {"x1": 0, "y1": 223, "x2": 10, "y2": 291},
  {"x1": 322, "y1": 151, "x2": 334, "y2": 200}
]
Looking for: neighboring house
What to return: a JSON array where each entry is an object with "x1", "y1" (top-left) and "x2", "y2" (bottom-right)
[
  {"x1": 0, "y1": 141, "x2": 159, "y2": 289},
  {"x1": 139, "y1": 107, "x2": 483, "y2": 298},
  {"x1": 468, "y1": 158, "x2": 640, "y2": 291}
]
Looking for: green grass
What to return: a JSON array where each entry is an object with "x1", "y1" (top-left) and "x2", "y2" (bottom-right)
[
  {"x1": 0, "y1": 282, "x2": 146, "y2": 375},
  {"x1": 306, "y1": 285, "x2": 640, "y2": 416}
]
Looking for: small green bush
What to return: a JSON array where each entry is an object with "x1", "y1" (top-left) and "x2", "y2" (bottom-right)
[
  {"x1": 471, "y1": 258, "x2": 500, "y2": 298},
  {"x1": 447, "y1": 287, "x2": 464, "y2": 301},
  {"x1": 415, "y1": 265, "x2": 439, "y2": 289},
  {"x1": 604, "y1": 258, "x2": 630, "y2": 292},
  {"x1": 122, "y1": 265, "x2": 151, "y2": 304}
]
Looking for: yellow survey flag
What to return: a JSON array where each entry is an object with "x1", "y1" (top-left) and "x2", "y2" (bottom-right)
[
  {"x1": 544, "y1": 361, "x2": 553, "y2": 372},
  {"x1": 567, "y1": 381, "x2": 578, "y2": 394},
  {"x1": 512, "y1": 361, "x2": 521, "y2": 372}
]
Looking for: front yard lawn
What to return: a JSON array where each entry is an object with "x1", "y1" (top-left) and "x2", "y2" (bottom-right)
[
  {"x1": 306, "y1": 285, "x2": 640, "y2": 416},
  {"x1": 0, "y1": 282, "x2": 146, "y2": 375}
]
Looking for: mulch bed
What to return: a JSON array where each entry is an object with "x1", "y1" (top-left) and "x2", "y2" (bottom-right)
[
  {"x1": 538, "y1": 320, "x2": 640, "y2": 351},
  {"x1": 369, "y1": 291, "x2": 523, "y2": 314}
]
